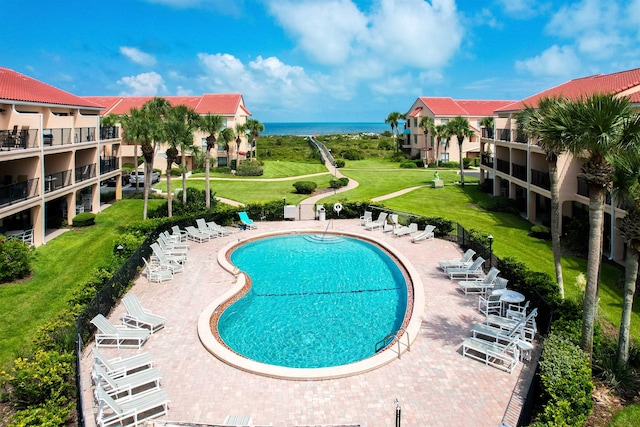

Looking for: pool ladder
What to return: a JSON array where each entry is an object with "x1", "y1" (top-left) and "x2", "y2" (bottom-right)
[
  {"x1": 375, "y1": 328, "x2": 410, "y2": 359},
  {"x1": 320, "y1": 219, "x2": 333, "y2": 240}
]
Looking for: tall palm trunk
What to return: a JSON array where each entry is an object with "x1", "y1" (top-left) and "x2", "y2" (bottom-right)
[
  {"x1": 181, "y1": 152, "x2": 187, "y2": 205},
  {"x1": 166, "y1": 166, "x2": 173, "y2": 217},
  {"x1": 435, "y1": 140, "x2": 440, "y2": 168},
  {"x1": 141, "y1": 143, "x2": 155, "y2": 220},
  {"x1": 618, "y1": 243, "x2": 639, "y2": 370},
  {"x1": 549, "y1": 156, "x2": 564, "y2": 298},
  {"x1": 458, "y1": 137, "x2": 465, "y2": 186},
  {"x1": 580, "y1": 184, "x2": 606, "y2": 360},
  {"x1": 205, "y1": 148, "x2": 211, "y2": 209},
  {"x1": 134, "y1": 144, "x2": 139, "y2": 193}
]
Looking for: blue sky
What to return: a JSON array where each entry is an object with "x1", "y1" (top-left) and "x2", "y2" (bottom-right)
[{"x1": 3, "y1": 0, "x2": 640, "y2": 122}]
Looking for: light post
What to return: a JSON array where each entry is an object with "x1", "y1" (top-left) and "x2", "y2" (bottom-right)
[
  {"x1": 487, "y1": 234, "x2": 493, "y2": 268},
  {"x1": 395, "y1": 399, "x2": 401, "y2": 427}
]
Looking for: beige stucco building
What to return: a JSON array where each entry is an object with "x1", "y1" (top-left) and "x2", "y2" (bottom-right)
[
  {"x1": 85, "y1": 95, "x2": 252, "y2": 174},
  {"x1": 0, "y1": 67, "x2": 121, "y2": 246}
]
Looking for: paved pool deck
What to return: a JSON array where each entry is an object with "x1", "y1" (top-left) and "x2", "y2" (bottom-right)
[{"x1": 80, "y1": 219, "x2": 536, "y2": 427}]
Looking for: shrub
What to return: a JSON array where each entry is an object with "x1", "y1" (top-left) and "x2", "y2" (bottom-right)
[
  {"x1": 293, "y1": 181, "x2": 317, "y2": 194},
  {"x1": 478, "y1": 179, "x2": 493, "y2": 193},
  {"x1": 478, "y1": 196, "x2": 519, "y2": 214},
  {"x1": 400, "y1": 160, "x2": 417, "y2": 168},
  {"x1": 329, "y1": 177, "x2": 349, "y2": 189},
  {"x1": 340, "y1": 149, "x2": 363, "y2": 160},
  {"x1": 462, "y1": 157, "x2": 472, "y2": 169},
  {"x1": 71, "y1": 212, "x2": 96, "y2": 227},
  {"x1": 149, "y1": 188, "x2": 217, "y2": 218},
  {"x1": 0, "y1": 236, "x2": 33, "y2": 283},
  {"x1": 169, "y1": 167, "x2": 182, "y2": 176},
  {"x1": 532, "y1": 331, "x2": 593, "y2": 427},
  {"x1": 413, "y1": 216, "x2": 454, "y2": 237},
  {"x1": 7, "y1": 400, "x2": 74, "y2": 427},
  {"x1": 530, "y1": 225, "x2": 551, "y2": 240},
  {"x1": 236, "y1": 160, "x2": 264, "y2": 176},
  {"x1": 378, "y1": 140, "x2": 394, "y2": 150},
  {"x1": 216, "y1": 166, "x2": 232, "y2": 174},
  {"x1": 6, "y1": 350, "x2": 75, "y2": 407},
  {"x1": 440, "y1": 161, "x2": 459, "y2": 168},
  {"x1": 335, "y1": 159, "x2": 345, "y2": 168}
]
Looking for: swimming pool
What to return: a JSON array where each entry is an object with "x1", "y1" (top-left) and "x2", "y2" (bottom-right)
[
  {"x1": 198, "y1": 229, "x2": 424, "y2": 380},
  {"x1": 217, "y1": 234, "x2": 408, "y2": 368}
]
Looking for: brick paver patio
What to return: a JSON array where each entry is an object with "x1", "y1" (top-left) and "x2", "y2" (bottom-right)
[{"x1": 80, "y1": 219, "x2": 535, "y2": 427}]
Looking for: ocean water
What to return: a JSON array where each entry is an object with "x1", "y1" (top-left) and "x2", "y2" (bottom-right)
[{"x1": 261, "y1": 122, "x2": 391, "y2": 136}]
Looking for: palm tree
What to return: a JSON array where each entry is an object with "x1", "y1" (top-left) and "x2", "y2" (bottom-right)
[
  {"x1": 433, "y1": 124, "x2": 450, "y2": 168},
  {"x1": 515, "y1": 97, "x2": 570, "y2": 299},
  {"x1": 220, "y1": 127, "x2": 236, "y2": 171},
  {"x1": 119, "y1": 112, "x2": 142, "y2": 193},
  {"x1": 245, "y1": 118, "x2": 264, "y2": 159},
  {"x1": 163, "y1": 116, "x2": 182, "y2": 217},
  {"x1": 385, "y1": 112, "x2": 403, "y2": 154},
  {"x1": 563, "y1": 93, "x2": 640, "y2": 360},
  {"x1": 168, "y1": 105, "x2": 200, "y2": 204},
  {"x1": 479, "y1": 116, "x2": 494, "y2": 139},
  {"x1": 419, "y1": 117, "x2": 435, "y2": 166},
  {"x1": 235, "y1": 123, "x2": 247, "y2": 169},
  {"x1": 199, "y1": 114, "x2": 225, "y2": 209},
  {"x1": 610, "y1": 117, "x2": 640, "y2": 370},
  {"x1": 141, "y1": 97, "x2": 171, "y2": 219},
  {"x1": 447, "y1": 116, "x2": 474, "y2": 186}
]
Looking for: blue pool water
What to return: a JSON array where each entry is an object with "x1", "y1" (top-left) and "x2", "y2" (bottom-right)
[{"x1": 218, "y1": 234, "x2": 408, "y2": 368}]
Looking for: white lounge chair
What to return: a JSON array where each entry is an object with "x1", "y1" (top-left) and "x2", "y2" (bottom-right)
[
  {"x1": 383, "y1": 214, "x2": 399, "y2": 233},
  {"x1": 151, "y1": 242, "x2": 186, "y2": 266},
  {"x1": 91, "y1": 314, "x2": 149, "y2": 349},
  {"x1": 92, "y1": 363, "x2": 162, "y2": 399},
  {"x1": 485, "y1": 307, "x2": 538, "y2": 343},
  {"x1": 410, "y1": 225, "x2": 435, "y2": 243},
  {"x1": 393, "y1": 222, "x2": 418, "y2": 237},
  {"x1": 185, "y1": 226, "x2": 210, "y2": 243},
  {"x1": 458, "y1": 267, "x2": 500, "y2": 295},
  {"x1": 207, "y1": 221, "x2": 235, "y2": 236},
  {"x1": 360, "y1": 210, "x2": 372, "y2": 226},
  {"x1": 159, "y1": 231, "x2": 189, "y2": 250},
  {"x1": 196, "y1": 218, "x2": 218, "y2": 237},
  {"x1": 95, "y1": 386, "x2": 169, "y2": 427},
  {"x1": 439, "y1": 249, "x2": 476, "y2": 270},
  {"x1": 92, "y1": 347, "x2": 155, "y2": 377},
  {"x1": 471, "y1": 309, "x2": 538, "y2": 345},
  {"x1": 365, "y1": 212, "x2": 388, "y2": 231},
  {"x1": 122, "y1": 295, "x2": 166, "y2": 334},
  {"x1": 142, "y1": 258, "x2": 173, "y2": 284},
  {"x1": 150, "y1": 245, "x2": 184, "y2": 273},
  {"x1": 447, "y1": 257, "x2": 485, "y2": 280},
  {"x1": 478, "y1": 292, "x2": 502, "y2": 316},
  {"x1": 461, "y1": 335, "x2": 519, "y2": 373},
  {"x1": 171, "y1": 225, "x2": 188, "y2": 242}
]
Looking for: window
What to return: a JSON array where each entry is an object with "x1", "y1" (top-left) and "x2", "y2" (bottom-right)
[
  {"x1": 413, "y1": 118, "x2": 418, "y2": 127},
  {"x1": 413, "y1": 135, "x2": 418, "y2": 144},
  {"x1": 441, "y1": 152, "x2": 449, "y2": 162},
  {"x1": 218, "y1": 157, "x2": 228, "y2": 167},
  {"x1": 201, "y1": 138, "x2": 207, "y2": 150},
  {"x1": 440, "y1": 118, "x2": 448, "y2": 125},
  {"x1": 222, "y1": 118, "x2": 228, "y2": 128}
]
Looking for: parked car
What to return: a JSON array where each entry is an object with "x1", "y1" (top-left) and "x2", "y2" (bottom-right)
[
  {"x1": 130, "y1": 170, "x2": 160, "y2": 185},
  {"x1": 106, "y1": 174, "x2": 130, "y2": 187}
]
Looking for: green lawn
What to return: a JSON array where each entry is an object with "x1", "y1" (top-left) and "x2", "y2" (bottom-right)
[
  {"x1": 157, "y1": 174, "x2": 333, "y2": 204},
  {"x1": 0, "y1": 199, "x2": 163, "y2": 367},
  {"x1": 189, "y1": 161, "x2": 328, "y2": 179}
]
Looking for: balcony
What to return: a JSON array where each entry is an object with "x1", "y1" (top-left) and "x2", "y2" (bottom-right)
[
  {"x1": 0, "y1": 178, "x2": 39, "y2": 207},
  {"x1": 511, "y1": 163, "x2": 527, "y2": 181},
  {"x1": 75, "y1": 163, "x2": 96, "y2": 183},
  {"x1": 75, "y1": 127, "x2": 96, "y2": 143},
  {"x1": 481, "y1": 153, "x2": 494, "y2": 168},
  {"x1": 43, "y1": 128, "x2": 73, "y2": 146},
  {"x1": 512, "y1": 130, "x2": 527, "y2": 143},
  {"x1": 100, "y1": 126, "x2": 119, "y2": 140},
  {"x1": 496, "y1": 159, "x2": 510, "y2": 174},
  {"x1": 44, "y1": 170, "x2": 72, "y2": 193},
  {"x1": 481, "y1": 128, "x2": 494, "y2": 139},
  {"x1": 531, "y1": 169, "x2": 550, "y2": 190},
  {"x1": 496, "y1": 128, "x2": 511, "y2": 142},
  {"x1": 100, "y1": 156, "x2": 119, "y2": 174},
  {"x1": 0, "y1": 127, "x2": 39, "y2": 150}
]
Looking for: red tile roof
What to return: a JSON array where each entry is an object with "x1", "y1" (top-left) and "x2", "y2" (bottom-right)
[
  {"x1": 81, "y1": 94, "x2": 251, "y2": 116},
  {"x1": 497, "y1": 68, "x2": 640, "y2": 112},
  {"x1": 408, "y1": 107, "x2": 422, "y2": 117},
  {"x1": 0, "y1": 67, "x2": 103, "y2": 109},
  {"x1": 417, "y1": 97, "x2": 514, "y2": 117}
]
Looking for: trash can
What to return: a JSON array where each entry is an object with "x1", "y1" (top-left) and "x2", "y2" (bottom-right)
[{"x1": 317, "y1": 206, "x2": 326, "y2": 221}]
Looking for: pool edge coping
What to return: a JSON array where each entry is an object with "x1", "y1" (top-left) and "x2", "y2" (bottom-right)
[{"x1": 197, "y1": 228, "x2": 425, "y2": 380}]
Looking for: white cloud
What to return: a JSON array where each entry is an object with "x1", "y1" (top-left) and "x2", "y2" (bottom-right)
[
  {"x1": 267, "y1": 0, "x2": 463, "y2": 70},
  {"x1": 120, "y1": 47, "x2": 157, "y2": 67},
  {"x1": 197, "y1": 53, "x2": 319, "y2": 110},
  {"x1": 495, "y1": 0, "x2": 549, "y2": 18},
  {"x1": 267, "y1": 0, "x2": 367, "y2": 66},
  {"x1": 117, "y1": 71, "x2": 167, "y2": 95},
  {"x1": 515, "y1": 45, "x2": 580, "y2": 77}
]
